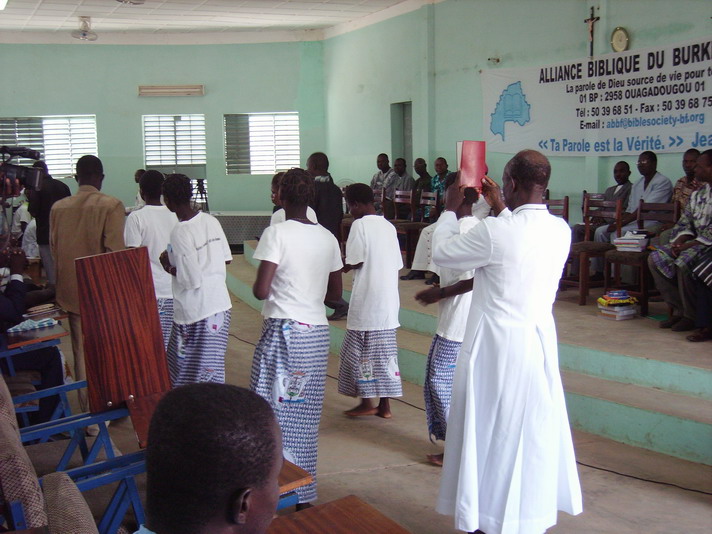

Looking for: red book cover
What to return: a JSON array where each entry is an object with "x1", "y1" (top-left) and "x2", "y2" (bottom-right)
[{"x1": 458, "y1": 140, "x2": 486, "y2": 190}]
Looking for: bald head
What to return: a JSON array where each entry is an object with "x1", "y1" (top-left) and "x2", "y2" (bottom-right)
[
  {"x1": 505, "y1": 150, "x2": 550, "y2": 190},
  {"x1": 502, "y1": 150, "x2": 550, "y2": 209}
]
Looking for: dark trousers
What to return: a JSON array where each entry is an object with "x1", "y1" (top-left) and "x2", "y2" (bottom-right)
[{"x1": 695, "y1": 279, "x2": 712, "y2": 328}]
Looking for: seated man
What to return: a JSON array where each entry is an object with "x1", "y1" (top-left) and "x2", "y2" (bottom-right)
[
  {"x1": 136, "y1": 383, "x2": 283, "y2": 534},
  {"x1": 572, "y1": 160, "x2": 632, "y2": 243},
  {"x1": 649, "y1": 149, "x2": 712, "y2": 332},
  {"x1": 0, "y1": 247, "x2": 63, "y2": 424},
  {"x1": 592, "y1": 151, "x2": 672, "y2": 278},
  {"x1": 388, "y1": 158, "x2": 415, "y2": 219}
]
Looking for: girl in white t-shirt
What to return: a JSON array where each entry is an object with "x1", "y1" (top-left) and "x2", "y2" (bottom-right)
[
  {"x1": 251, "y1": 168, "x2": 343, "y2": 506},
  {"x1": 159, "y1": 174, "x2": 232, "y2": 387},
  {"x1": 269, "y1": 171, "x2": 318, "y2": 226},
  {"x1": 337, "y1": 183, "x2": 403, "y2": 419},
  {"x1": 415, "y1": 184, "x2": 480, "y2": 466}
]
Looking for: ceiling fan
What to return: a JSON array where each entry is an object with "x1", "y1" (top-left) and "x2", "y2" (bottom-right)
[{"x1": 71, "y1": 16, "x2": 98, "y2": 41}]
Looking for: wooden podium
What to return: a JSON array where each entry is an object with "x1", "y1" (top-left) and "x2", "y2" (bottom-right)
[{"x1": 76, "y1": 247, "x2": 171, "y2": 414}]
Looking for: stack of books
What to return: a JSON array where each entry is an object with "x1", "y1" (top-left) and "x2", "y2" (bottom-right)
[
  {"x1": 597, "y1": 290, "x2": 638, "y2": 320},
  {"x1": 613, "y1": 232, "x2": 649, "y2": 252}
]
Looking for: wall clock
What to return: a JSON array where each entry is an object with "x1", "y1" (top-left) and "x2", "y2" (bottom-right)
[{"x1": 611, "y1": 27, "x2": 630, "y2": 52}]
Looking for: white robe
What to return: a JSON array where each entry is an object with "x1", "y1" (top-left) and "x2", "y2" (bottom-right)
[{"x1": 432, "y1": 205, "x2": 582, "y2": 534}]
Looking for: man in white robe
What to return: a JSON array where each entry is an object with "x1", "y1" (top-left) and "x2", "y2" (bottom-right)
[{"x1": 433, "y1": 150, "x2": 582, "y2": 534}]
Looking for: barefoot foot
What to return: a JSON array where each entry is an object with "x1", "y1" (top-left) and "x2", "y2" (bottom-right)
[
  {"x1": 344, "y1": 406, "x2": 378, "y2": 417},
  {"x1": 426, "y1": 453, "x2": 444, "y2": 466}
]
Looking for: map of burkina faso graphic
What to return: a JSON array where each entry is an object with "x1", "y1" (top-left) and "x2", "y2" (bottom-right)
[{"x1": 490, "y1": 81, "x2": 531, "y2": 140}]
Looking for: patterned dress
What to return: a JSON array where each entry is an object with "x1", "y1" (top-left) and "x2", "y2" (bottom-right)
[
  {"x1": 338, "y1": 329, "x2": 402, "y2": 398},
  {"x1": 167, "y1": 310, "x2": 231, "y2": 386},
  {"x1": 424, "y1": 335, "x2": 461, "y2": 440},
  {"x1": 250, "y1": 318, "x2": 330, "y2": 502}
]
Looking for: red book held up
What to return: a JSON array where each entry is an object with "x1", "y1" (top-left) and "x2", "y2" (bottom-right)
[{"x1": 457, "y1": 140, "x2": 486, "y2": 190}]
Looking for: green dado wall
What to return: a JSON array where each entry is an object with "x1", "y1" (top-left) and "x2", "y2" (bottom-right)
[{"x1": 1, "y1": 0, "x2": 708, "y2": 217}]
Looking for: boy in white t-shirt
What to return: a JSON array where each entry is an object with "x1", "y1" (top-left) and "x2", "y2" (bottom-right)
[
  {"x1": 338, "y1": 183, "x2": 403, "y2": 419},
  {"x1": 159, "y1": 174, "x2": 232, "y2": 387},
  {"x1": 124, "y1": 170, "x2": 179, "y2": 349},
  {"x1": 415, "y1": 184, "x2": 480, "y2": 466}
]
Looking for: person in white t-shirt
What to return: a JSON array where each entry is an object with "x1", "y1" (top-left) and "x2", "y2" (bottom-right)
[
  {"x1": 124, "y1": 170, "x2": 179, "y2": 349},
  {"x1": 21, "y1": 218, "x2": 39, "y2": 258},
  {"x1": 159, "y1": 174, "x2": 232, "y2": 387},
  {"x1": 251, "y1": 168, "x2": 343, "y2": 506},
  {"x1": 338, "y1": 183, "x2": 403, "y2": 419},
  {"x1": 415, "y1": 183, "x2": 480, "y2": 467},
  {"x1": 269, "y1": 171, "x2": 318, "y2": 226},
  {"x1": 11, "y1": 194, "x2": 32, "y2": 244}
]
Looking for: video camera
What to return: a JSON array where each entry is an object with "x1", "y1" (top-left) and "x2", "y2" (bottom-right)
[{"x1": 0, "y1": 146, "x2": 44, "y2": 194}]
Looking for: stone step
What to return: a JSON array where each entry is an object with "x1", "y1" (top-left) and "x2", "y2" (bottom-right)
[
  {"x1": 562, "y1": 370, "x2": 712, "y2": 465},
  {"x1": 229, "y1": 250, "x2": 712, "y2": 464},
  {"x1": 242, "y1": 240, "x2": 712, "y2": 400}
]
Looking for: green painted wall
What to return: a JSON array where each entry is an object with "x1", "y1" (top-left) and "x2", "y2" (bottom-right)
[
  {"x1": 1, "y1": 0, "x2": 708, "y2": 218},
  {"x1": 323, "y1": 0, "x2": 711, "y2": 219},
  {"x1": 0, "y1": 40, "x2": 324, "y2": 211}
]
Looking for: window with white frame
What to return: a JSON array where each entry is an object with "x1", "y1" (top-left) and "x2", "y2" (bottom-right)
[
  {"x1": 0, "y1": 115, "x2": 98, "y2": 178},
  {"x1": 142, "y1": 114, "x2": 207, "y2": 197},
  {"x1": 142, "y1": 114, "x2": 206, "y2": 167},
  {"x1": 224, "y1": 112, "x2": 300, "y2": 175}
]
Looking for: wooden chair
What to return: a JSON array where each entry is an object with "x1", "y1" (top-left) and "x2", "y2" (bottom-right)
[
  {"x1": 391, "y1": 189, "x2": 414, "y2": 221},
  {"x1": 603, "y1": 200, "x2": 680, "y2": 316},
  {"x1": 580, "y1": 190, "x2": 605, "y2": 214},
  {"x1": 544, "y1": 196, "x2": 569, "y2": 223},
  {"x1": 391, "y1": 190, "x2": 439, "y2": 268},
  {"x1": 560, "y1": 196, "x2": 623, "y2": 305}
]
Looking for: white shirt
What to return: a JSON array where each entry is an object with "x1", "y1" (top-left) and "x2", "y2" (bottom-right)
[
  {"x1": 167, "y1": 212, "x2": 232, "y2": 324},
  {"x1": 436, "y1": 216, "x2": 479, "y2": 342},
  {"x1": 11, "y1": 202, "x2": 31, "y2": 238},
  {"x1": 253, "y1": 220, "x2": 342, "y2": 325},
  {"x1": 124, "y1": 205, "x2": 179, "y2": 299},
  {"x1": 21, "y1": 219, "x2": 39, "y2": 258},
  {"x1": 270, "y1": 207, "x2": 317, "y2": 226},
  {"x1": 345, "y1": 215, "x2": 403, "y2": 330},
  {"x1": 471, "y1": 195, "x2": 491, "y2": 220}
]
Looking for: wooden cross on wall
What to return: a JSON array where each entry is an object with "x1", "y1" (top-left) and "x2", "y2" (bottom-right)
[{"x1": 584, "y1": 6, "x2": 600, "y2": 57}]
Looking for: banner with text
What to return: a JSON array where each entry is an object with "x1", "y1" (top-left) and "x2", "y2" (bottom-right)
[{"x1": 481, "y1": 37, "x2": 711, "y2": 156}]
